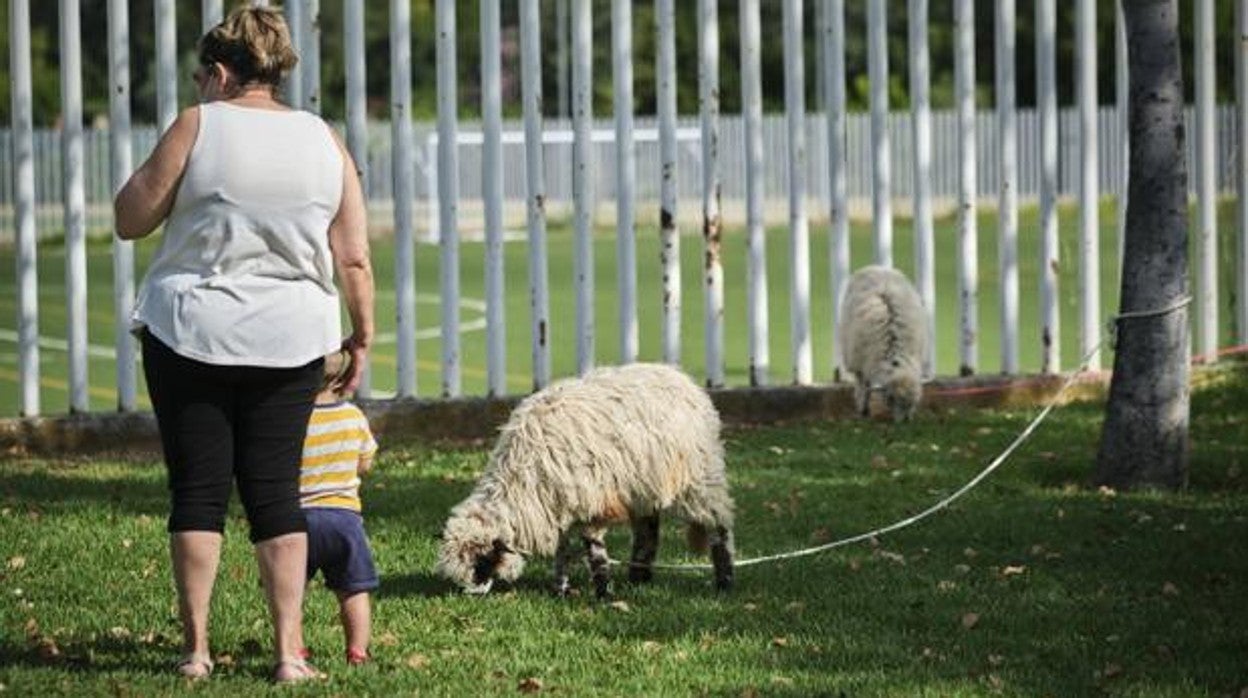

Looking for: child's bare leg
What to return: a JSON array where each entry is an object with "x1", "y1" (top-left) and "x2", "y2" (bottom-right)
[{"x1": 336, "y1": 590, "x2": 371, "y2": 663}]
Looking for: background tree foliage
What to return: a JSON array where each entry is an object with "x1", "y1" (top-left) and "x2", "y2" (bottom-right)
[{"x1": 0, "y1": 0, "x2": 1240, "y2": 128}]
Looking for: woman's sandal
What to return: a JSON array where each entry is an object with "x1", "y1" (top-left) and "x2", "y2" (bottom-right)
[
  {"x1": 175, "y1": 653, "x2": 214, "y2": 680},
  {"x1": 272, "y1": 658, "x2": 325, "y2": 684}
]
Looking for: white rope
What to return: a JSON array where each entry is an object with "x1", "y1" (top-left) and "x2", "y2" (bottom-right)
[
  {"x1": 611, "y1": 298, "x2": 1194, "y2": 572},
  {"x1": 629, "y1": 349, "x2": 1101, "y2": 571},
  {"x1": 1106, "y1": 295, "x2": 1192, "y2": 349}
]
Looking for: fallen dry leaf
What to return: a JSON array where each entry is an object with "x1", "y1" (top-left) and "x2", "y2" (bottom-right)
[
  {"x1": 108, "y1": 626, "x2": 130, "y2": 640},
  {"x1": 870, "y1": 454, "x2": 889, "y2": 470},
  {"x1": 1001, "y1": 565, "x2": 1026, "y2": 577},
  {"x1": 608, "y1": 600, "x2": 631, "y2": 613},
  {"x1": 376, "y1": 632, "x2": 400, "y2": 647},
  {"x1": 810, "y1": 527, "x2": 832, "y2": 543},
  {"x1": 785, "y1": 602, "x2": 805, "y2": 612},
  {"x1": 1097, "y1": 485, "x2": 1117, "y2": 498},
  {"x1": 770, "y1": 637, "x2": 789, "y2": 648},
  {"x1": 1162, "y1": 582, "x2": 1180, "y2": 596},
  {"x1": 36, "y1": 638, "x2": 61, "y2": 661},
  {"x1": 961, "y1": 612, "x2": 980, "y2": 629},
  {"x1": 7, "y1": 556, "x2": 26, "y2": 571},
  {"x1": 518, "y1": 677, "x2": 543, "y2": 693},
  {"x1": 1100, "y1": 663, "x2": 1124, "y2": 680},
  {"x1": 406, "y1": 653, "x2": 430, "y2": 669},
  {"x1": 937, "y1": 580, "x2": 957, "y2": 592},
  {"x1": 641, "y1": 641, "x2": 661, "y2": 653},
  {"x1": 742, "y1": 602, "x2": 758, "y2": 611}
]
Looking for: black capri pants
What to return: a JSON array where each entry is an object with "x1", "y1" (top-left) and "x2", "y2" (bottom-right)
[{"x1": 141, "y1": 330, "x2": 323, "y2": 543}]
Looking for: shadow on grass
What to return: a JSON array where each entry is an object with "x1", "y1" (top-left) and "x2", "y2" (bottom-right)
[{"x1": 0, "y1": 464, "x2": 168, "y2": 518}]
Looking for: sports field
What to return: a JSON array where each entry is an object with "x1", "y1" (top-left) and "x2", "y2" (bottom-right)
[{"x1": 0, "y1": 199, "x2": 1239, "y2": 416}]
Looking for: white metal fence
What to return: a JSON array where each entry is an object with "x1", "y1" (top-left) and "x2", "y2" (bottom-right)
[
  {"x1": 4, "y1": 0, "x2": 1246, "y2": 418},
  {"x1": 1, "y1": 106, "x2": 1240, "y2": 242}
]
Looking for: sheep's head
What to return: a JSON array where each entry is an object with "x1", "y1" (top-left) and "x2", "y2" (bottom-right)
[
  {"x1": 436, "y1": 499, "x2": 526, "y2": 594},
  {"x1": 872, "y1": 356, "x2": 922, "y2": 422},
  {"x1": 880, "y1": 356, "x2": 922, "y2": 421}
]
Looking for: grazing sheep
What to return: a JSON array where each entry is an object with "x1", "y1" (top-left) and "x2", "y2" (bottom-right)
[
  {"x1": 838, "y1": 265, "x2": 929, "y2": 421},
  {"x1": 436, "y1": 363, "x2": 735, "y2": 598}
]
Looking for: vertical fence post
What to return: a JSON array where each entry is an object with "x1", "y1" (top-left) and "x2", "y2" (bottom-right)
[
  {"x1": 108, "y1": 0, "x2": 136, "y2": 412},
  {"x1": 783, "y1": 0, "x2": 812, "y2": 385},
  {"x1": 154, "y1": 0, "x2": 177, "y2": 132},
  {"x1": 908, "y1": 0, "x2": 935, "y2": 377},
  {"x1": 1238, "y1": 0, "x2": 1248, "y2": 347},
  {"x1": 699, "y1": 0, "x2": 725, "y2": 388},
  {"x1": 572, "y1": 0, "x2": 595, "y2": 375},
  {"x1": 302, "y1": 0, "x2": 321, "y2": 113},
  {"x1": 61, "y1": 0, "x2": 89, "y2": 413},
  {"x1": 825, "y1": 0, "x2": 848, "y2": 382},
  {"x1": 615, "y1": 0, "x2": 638, "y2": 364},
  {"x1": 285, "y1": 1, "x2": 304, "y2": 108},
  {"x1": 955, "y1": 0, "x2": 977, "y2": 376},
  {"x1": 1077, "y1": 0, "x2": 1100, "y2": 370},
  {"x1": 1115, "y1": 0, "x2": 1129, "y2": 286},
  {"x1": 1195, "y1": 0, "x2": 1218, "y2": 362},
  {"x1": 436, "y1": 0, "x2": 461, "y2": 397},
  {"x1": 390, "y1": 0, "x2": 417, "y2": 398},
  {"x1": 657, "y1": 0, "x2": 680, "y2": 365},
  {"x1": 867, "y1": 0, "x2": 892, "y2": 268},
  {"x1": 520, "y1": 0, "x2": 551, "y2": 390},
  {"x1": 1037, "y1": 0, "x2": 1060, "y2": 374},
  {"x1": 556, "y1": 0, "x2": 569, "y2": 120},
  {"x1": 202, "y1": 0, "x2": 222, "y2": 32},
  {"x1": 741, "y1": 0, "x2": 768, "y2": 387},
  {"x1": 344, "y1": 0, "x2": 370, "y2": 397},
  {"x1": 996, "y1": 0, "x2": 1018, "y2": 374},
  {"x1": 481, "y1": 0, "x2": 506, "y2": 396},
  {"x1": 10, "y1": 0, "x2": 40, "y2": 417}
]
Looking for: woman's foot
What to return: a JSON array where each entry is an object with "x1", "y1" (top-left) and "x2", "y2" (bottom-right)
[
  {"x1": 272, "y1": 658, "x2": 324, "y2": 684},
  {"x1": 175, "y1": 653, "x2": 214, "y2": 679},
  {"x1": 346, "y1": 647, "x2": 370, "y2": 666}
]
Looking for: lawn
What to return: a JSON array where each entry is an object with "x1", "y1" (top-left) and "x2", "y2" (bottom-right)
[
  {"x1": 1, "y1": 364, "x2": 1246, "y2": 696},
  {"x1": 0, "y1": 198, "x2": 1241, "y2": 416}
]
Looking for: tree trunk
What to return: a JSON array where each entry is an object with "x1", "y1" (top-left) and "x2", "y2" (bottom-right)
[{"x1": 1095, "y1": 0, "x2": 1189, "y2": 490}]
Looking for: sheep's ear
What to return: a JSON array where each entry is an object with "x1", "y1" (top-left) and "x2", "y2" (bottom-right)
[
  {"x1": 492, "y1": 538, "x2": 514, "y2": 555},
  {"x1": 891, "y1": 358, "x2": 901, "y2": 368}
]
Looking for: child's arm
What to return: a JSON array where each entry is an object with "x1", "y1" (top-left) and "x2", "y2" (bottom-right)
[
  {"x1": 357, "y1": 453, "x2": 374, "y2": 477},
  {"x1": 357, "y1": 415, "x2": 378, "y2": 477}
]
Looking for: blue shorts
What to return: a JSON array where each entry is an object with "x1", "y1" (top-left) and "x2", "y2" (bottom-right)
[{"x1": 305, "y1": 507, "x2": 379, "y2": 595}]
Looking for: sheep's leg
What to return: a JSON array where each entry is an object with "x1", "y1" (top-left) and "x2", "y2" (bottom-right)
[
  {"x1": 581, "y1": 526, "x2": 612, "y2": 600},
  {"x1": 551, "y1": 532, "x2": 575, "y2": 597},
  {"x1": 854, "y1": 379, "x2": 871, "y2": 417},
  {"x1": 628, "y1": 515, "x2": 661, "y2": 584},
  {"x1": 709, "y1": 525, "x2": 735, "y2": 592}
]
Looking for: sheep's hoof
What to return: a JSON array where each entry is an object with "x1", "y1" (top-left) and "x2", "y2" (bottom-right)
[
  {"x1": 714, "y1": 576, "x2": 734, "y2": 593},
  {"x1": 551, "y1": 583, "x2": 577, "y2": 598},
  {"x1": 594, "y1": 586, "x2": 613, "y2": 601}
]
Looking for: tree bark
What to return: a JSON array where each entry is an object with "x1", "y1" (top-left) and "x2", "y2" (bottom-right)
[{"x1": 1095, "y1": 0, "x2": 1189, "y2": 490}]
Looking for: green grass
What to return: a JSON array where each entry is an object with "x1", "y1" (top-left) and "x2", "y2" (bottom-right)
[
  {"x1": 1, "y1": 366, "x2": 1246, "y2": 696},
  {"x1": 0, "y1": 198, "x2": 1241, "y2": 415}
]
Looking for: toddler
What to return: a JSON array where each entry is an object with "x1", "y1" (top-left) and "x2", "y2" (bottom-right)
[{"x1": 300, "y1": 350, "x2": 379, "y2": 665}]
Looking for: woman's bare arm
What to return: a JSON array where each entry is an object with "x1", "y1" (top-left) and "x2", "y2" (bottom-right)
[
  {"x1": 113, "y1": 107, "x2": 199, "y2": 239},
  {"x1": 327, "y1": 130, "x2": 374, "y2": 395}
]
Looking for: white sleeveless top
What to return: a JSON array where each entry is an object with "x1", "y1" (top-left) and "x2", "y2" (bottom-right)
[{"x1": 133, "y1": 102, "x2": 345, "y2": 367}]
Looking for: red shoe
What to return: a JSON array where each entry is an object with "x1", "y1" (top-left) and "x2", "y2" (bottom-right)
[
  {"x1": 346, "y1": 648, "x2": 369, "y2": 666},
  {"x1": 298, "y1": 647, "x2": 311, "y2": 660}
]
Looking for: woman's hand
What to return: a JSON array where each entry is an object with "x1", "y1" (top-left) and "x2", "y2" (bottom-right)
[{"x1": 339, "y1": 332, "x2": 371, "y2": 396}]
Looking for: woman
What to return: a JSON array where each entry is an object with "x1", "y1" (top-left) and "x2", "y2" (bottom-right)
[{"x1": 114, "y1": 6, "x2": 373, "y2": 683}]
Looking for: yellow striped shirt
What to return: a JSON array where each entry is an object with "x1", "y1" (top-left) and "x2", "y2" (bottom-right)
[{"x1": 299, "y1": 401, "x2": 377, "y2": 511}]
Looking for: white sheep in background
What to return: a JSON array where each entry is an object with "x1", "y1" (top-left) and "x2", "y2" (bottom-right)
[
  {"x1": 436, "y1": 363, "x2": 736, "y2": 598},
  {"x1": 838, "y1": 265, "x2": 929, "y2": 421}
]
